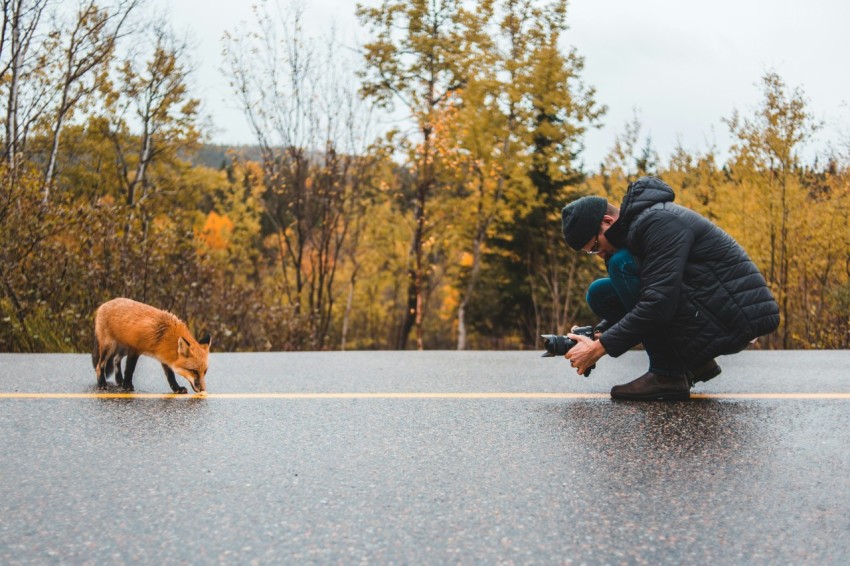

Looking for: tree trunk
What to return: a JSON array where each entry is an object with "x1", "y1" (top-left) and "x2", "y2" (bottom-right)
[
  {"x1": 340, "y1": 269, "x2": 357, "y2": 350},
  {"x1": 456, "y1": 233, "x2": 484, "y2": 350}
]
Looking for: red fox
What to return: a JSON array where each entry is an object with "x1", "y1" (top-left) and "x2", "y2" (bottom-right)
[{"x1": 92, "y1": 298, "x2": 211, "y2": 394}]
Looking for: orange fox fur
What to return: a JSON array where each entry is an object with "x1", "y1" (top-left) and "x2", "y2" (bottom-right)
[{"x1": 92, "y1": 298, "x2": 211, "y2": 393}]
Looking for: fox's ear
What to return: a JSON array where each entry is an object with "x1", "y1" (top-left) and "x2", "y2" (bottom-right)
[
  {"x1": 199, "y1": 332, "x2": 211, "y2": 349},
  {"x1": 178, "y1": 336, "x2": 191, "y2": 357}
]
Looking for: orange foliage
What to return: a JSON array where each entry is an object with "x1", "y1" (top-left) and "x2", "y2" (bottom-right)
[{"x1": 198, "y1": 211, "x2": 234, "y2": 251}]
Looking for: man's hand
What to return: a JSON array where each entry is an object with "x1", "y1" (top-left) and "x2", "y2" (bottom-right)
[{"x1": 565, "y1": 334, "x2": 606, "y2": 376}]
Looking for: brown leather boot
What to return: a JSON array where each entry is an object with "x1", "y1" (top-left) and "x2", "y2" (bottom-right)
[{"x1": 610, "y1": 372, "x2": 691, "y2": 401}]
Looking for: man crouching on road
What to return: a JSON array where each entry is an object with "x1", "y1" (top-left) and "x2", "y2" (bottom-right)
[{"x1": 561, "y1": 176, "x2": 779, "y2": 401}]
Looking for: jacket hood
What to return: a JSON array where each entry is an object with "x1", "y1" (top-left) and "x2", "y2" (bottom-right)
[{"x1": 604, "y1": 176, "x2": 675, "y2": 247}]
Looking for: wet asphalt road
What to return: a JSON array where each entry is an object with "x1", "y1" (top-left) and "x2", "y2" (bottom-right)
[{"x1": 1, "y1": 350, "x2": 849, "y2": 564}]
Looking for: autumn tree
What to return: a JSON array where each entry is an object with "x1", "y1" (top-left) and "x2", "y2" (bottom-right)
[
  {"x1": 193, "y1": 158, "x2": 272, "y2": 352},
  {"x1": 41, "y1": 0, "x2": 138, "y2": 203},
  {"x1": 1, "y1": 0, "x2": 50, "y2": 180},
  {"x1": 224, "y1": 0, "x2": 377, "y2": 349},
  {"x1": 0, "y1": 0, "x2": 151, "y2": 350},
  {"x1": 104, "y1": 21, "x2": 200, "y2": 210},
  {"x1": 435, "y1": 84, "x2": 516, "y2": 349},
  {"x1": 724, "y1": 72, "x2": 820, "y2": 347},
  {"x1": 663, "y1": 143, "x2": 725, "y2": 220},
  {"x1": 0, "y1": 165, "x2": 73, "y2": 349},
  {"x1": 796, "y1": 157, "x2": 850, "y2": 347},
  {"x1": 20, "y1": 14, "x2": 213, "y2": 345},
  {"x1": 474, "y1": 0, "x2": 604, "y2": 345},
  {"x1": 357, "y1": 0, "x2": 471, "y2": 349},
  {"x1": 440, "y1": 0, "x2": 531, "y2": 350}
]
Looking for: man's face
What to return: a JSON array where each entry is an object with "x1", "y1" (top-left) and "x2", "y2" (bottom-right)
[{"x1": 581, "y1": 216, "x2": 618, "y2": 261}]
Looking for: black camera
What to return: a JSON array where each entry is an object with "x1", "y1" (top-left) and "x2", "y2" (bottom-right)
[{"x1": 541, "y1": 325, "x2": 596, "y2": 376}]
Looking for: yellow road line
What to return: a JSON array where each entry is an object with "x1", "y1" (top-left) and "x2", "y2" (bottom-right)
[
  {"x1": 1, "y1": 392, "x2": 850, "y2": 400},
  {"x1": 0, "y1": 392, "x2": 607, "y2": 399},
  {"x1": 691, "y1": 393, "x2": 850, "y2": 400}
]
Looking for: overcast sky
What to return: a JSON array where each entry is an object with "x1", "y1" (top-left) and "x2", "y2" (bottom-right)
[{"x1": 157, "y1": 0, "x2": 850, "y2": 168}]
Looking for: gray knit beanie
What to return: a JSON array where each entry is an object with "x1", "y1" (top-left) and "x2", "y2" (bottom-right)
[{"x1": 561, "y1": 196, "x2": 608, "y2": 251}]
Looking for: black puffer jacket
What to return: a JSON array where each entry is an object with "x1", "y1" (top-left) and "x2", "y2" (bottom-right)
[{"x1": 599, "y1": 176, "x2": 779, "y2": 363}]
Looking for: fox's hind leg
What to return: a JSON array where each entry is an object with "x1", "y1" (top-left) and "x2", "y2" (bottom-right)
[
  {"x1": 96, "y1": 362, "x2": 108, "y2": 390},
  {"x1": 113, "y1": 351, "x2": 124, "y2": 387},
  {"x1": 121, "y1": 353, "x2": 139, "y2": 392},
  {"x1": 162, "y1": 364, "x2": 188, "y2": 394},
  {"x1": 94, "y1": 341, "x2": 115, "y2": 390}
]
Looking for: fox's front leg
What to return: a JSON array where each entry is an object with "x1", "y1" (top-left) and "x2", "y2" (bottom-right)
[
  {"x1": 121, "y1": 353, "x2": 138, "y2": 392},
  {"x1": 161, "y1": 364, "x2": 187, "y2": 394}
]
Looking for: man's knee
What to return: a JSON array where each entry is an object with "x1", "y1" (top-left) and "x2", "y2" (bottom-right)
[
  {"x1": 586, "y1": 278, "x2": 615, "y2": 314},
  {"x1": 607, "y1": 249, "x2": 637, "y2": 281},
  {"x1": 606, "y1": 249, "x2": 640, "y2": 308}
]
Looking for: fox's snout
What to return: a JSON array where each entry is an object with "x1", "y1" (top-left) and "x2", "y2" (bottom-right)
[
  {"x1": 176, "y1": 370, "x2": 206, "y2": 393},
  {"x1": 175, "y1": 333, "x2": 210, "y2": 393}
]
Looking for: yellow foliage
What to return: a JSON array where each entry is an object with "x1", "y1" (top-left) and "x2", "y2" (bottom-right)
[
  {"x1": 153, "y1": 214, "x2": 176, "y2": 232},
  {"x1": 439, "y1": 285, "x2": 460, "y2": 323}
]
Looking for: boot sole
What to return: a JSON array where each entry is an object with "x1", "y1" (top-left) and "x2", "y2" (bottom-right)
[{"x1": 611, "y1": 391, "x2": 691, "y2": 401}]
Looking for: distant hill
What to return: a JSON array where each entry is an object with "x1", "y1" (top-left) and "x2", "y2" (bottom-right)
[
  {"x1": 189, "y1": 144, "x2": 338, "y2": 169},
  {"x1": 189, "y1": 144, "x2": 264, "y2": 169}
]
